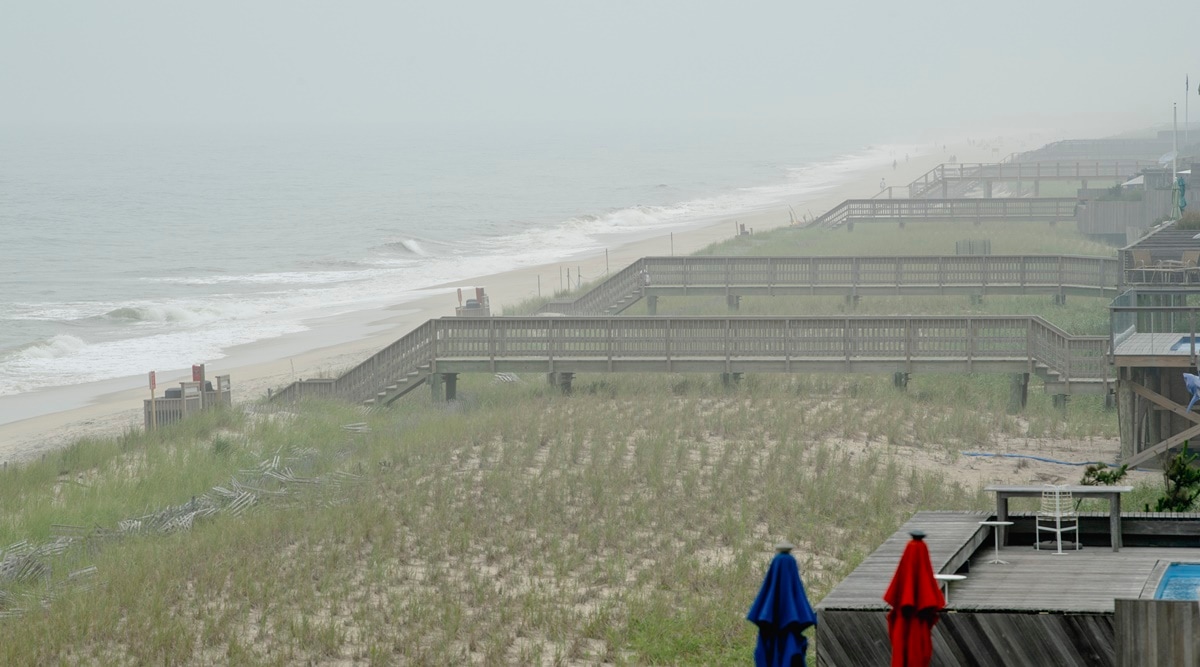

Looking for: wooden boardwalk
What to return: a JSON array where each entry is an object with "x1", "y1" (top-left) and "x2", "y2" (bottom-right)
[
  {"x1": 269, "y1": 315, "x2": 1112, "y2": 406},
  {"x1": 540, "y1": 254, "x2": 1119, "y2": 316},
  {"x1": 812, "y1": 197, "x2": 1077, "y2": 229},
  {"x1": 907, "y1": 160, "x2": 1152, "y2": 198}
]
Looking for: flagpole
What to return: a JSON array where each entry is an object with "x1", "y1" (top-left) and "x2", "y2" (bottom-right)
[{"x1": 1174, "y1": 103, "x2": 1182, "y2": 219}]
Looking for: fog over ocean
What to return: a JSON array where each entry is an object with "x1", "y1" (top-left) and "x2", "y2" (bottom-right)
[{"x1": 0, "y1": 120, "x2": 908, "y2": 400}]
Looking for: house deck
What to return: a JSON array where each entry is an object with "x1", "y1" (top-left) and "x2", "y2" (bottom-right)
[{"x1": 816, "y1": 511, "x2": 1200, "y2": 666}]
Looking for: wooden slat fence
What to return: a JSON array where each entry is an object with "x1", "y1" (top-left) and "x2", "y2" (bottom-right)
[
  {"x1": 1115, "y1": 599, "x2": 1200, "y2": 667},
  {"x1": 143, "y1": 390, "x2": 233, "y2": 430}
]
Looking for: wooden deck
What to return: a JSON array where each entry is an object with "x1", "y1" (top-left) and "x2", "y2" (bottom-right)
[
  {"x1": 269, "y1": 315, "x2": 1112, "y2": 406},
  {"x1": 822, "y1": 511, "x2": 1200, "y2": 614},
  {"x1": 951, "y1": 544, "x2": 1200, "y2": 613},
  {"x1": 539, "y1": 254, "x2": 1118, "y2": 317},
  {"x1": 818, "y1": 511, "x2": 990, "y2": 610},
  {"x1": 908, "y1": 161, "x2": 1151, "y2": 199},
  {"x1": 812, "y1": 197, "x2": 1077, "y2": 228},
  {"x1": 1111, "y1": 333, "x2": 1199, "y2": 367},
  {"x1": 816, "y1": 510, "x2": 1200, "y2": 666}
]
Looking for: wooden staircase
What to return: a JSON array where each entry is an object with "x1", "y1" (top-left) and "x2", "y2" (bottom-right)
[
  {"x1": 604, "y1": 290, "x2": 643, "y2": 315},
  {"x1": 363, "y1": 364, "x2": 431, "y2": 407}
]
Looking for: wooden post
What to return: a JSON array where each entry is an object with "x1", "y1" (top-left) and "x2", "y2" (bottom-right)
[
  {"x1": 428, "y1": 373, "x2": 443, "y2": 401},
  {"x1": 149, "y1": 371, "x2": 157, "y2": 432},
  {"x1": 1008, "y1": 373, "x2": 1029, "y2": 413}
]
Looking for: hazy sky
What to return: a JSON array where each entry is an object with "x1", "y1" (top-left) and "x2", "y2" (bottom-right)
[{"x1": 4, "y1": 1, "x2": 1198, "y2": 138}]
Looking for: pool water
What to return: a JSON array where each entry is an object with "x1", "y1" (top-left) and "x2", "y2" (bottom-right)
[
  {"x1": 1169, "y1": 337, "x2": 1200, "y2": 352},
  {"x1": 1154, "y1": 563, "x2": 1200, "y2": 600}
]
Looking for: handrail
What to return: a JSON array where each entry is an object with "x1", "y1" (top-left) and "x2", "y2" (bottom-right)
[
  {"x1": 270, "y1": 314, "x2": 1111, "y2": 406},
  {"x1": 813, "y1": 198, "x2": 1078, "y2": 228},
  {"x1": 906, "y1": 160, "x2": 1152, "y2": 199},
  {"x1": 532, "y1": 255, "x2": 1119, "y2": 316}
]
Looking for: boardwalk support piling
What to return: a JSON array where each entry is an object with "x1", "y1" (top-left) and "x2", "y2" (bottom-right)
[
  {"x1": 1053, "y1": 394, "x2": 1069, "y2": 412},
  {"x1": 1008, "y1": 373, "x2": 1029, "y2": 413},
  {"x1": 893, "y1": 372, "x2": 910, "y2": 390},
  {"x1": 721, "y1": 372, "x2": 743, "y2": 388},
  {"x1": 443, "y1": 373, "x2": 458, "y2": 401},
  {"x1": 429, "y1": 373, "x2": 443, "y2": 401}
]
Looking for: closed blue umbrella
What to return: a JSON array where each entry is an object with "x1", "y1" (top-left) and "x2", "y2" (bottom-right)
[
  {"x1": 1184, "y1": 373, "x2": 1200, "y2": 411},
  {"x1": 747, "y1": 541, "x2": 817, "y2": 667}
]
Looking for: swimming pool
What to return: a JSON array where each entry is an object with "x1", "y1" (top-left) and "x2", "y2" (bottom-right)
[
  {"x1": 1154, "y1": 563, "x2": 1200, "y2": 600},
  {"x1": 1169, "y1": 336, "x2": 1200, "y2": 352}
]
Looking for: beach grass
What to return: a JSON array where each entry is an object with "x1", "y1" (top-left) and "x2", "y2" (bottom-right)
[{"x1": 0, "y1": 370, "x2": 1136, "y2": 665}]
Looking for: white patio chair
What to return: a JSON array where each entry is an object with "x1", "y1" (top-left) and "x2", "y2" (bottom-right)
[{"x1": 1035, "y1": 485, "x2": 1079, "y2": 554}]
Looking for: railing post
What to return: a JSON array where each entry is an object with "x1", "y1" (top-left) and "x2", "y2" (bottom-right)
[
  {"x1": 844, "y1": 317, "x2": 852, "y2": 369},
  {"x1": 966, "y1": 317, "x2": 974, "y2": 369},
  {"x1": 1192, "y1": 311, "x2": 1197, "y2": 368}
]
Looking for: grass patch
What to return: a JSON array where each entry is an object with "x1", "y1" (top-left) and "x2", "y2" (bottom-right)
[{"x1": 1, "y1": 374, "x2": 1072, "y2": 664}]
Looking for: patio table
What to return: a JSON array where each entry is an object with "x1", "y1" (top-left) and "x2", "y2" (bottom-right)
[{"x1": 983, "y1": 485, "x2": 1134, "y2": 552}]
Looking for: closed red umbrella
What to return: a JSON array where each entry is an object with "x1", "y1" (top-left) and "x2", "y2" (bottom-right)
[{"x1": 883, "y1": 530, "x2": 945, "y2": 667}]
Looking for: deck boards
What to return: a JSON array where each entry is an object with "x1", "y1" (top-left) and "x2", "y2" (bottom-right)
[
  {"x1": 820, "y1": 511, "x2": 1200, "y2": 614},
  {"x1": 951, "y1": 544, "x2": 1200, "y2": 613},
  {"x1": 1113, "y1": 332, "x2": 1194, "y2": 357},
  {"x1": 818, "y1": 511, "x2": 990, "y2": 610}
]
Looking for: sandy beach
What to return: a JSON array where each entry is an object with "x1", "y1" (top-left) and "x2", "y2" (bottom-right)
[{"x1": 0, "y1": 140, "x2": 1004, "y2": 465}]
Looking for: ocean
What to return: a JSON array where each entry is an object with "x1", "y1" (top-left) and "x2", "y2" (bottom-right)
[{"x1": 0, "y1": 120, "x2": 901, "y2": 421}]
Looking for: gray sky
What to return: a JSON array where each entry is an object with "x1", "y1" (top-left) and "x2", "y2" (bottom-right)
[{"x1": 4, "y1": 1, "x2": 1198, "y2": 137}]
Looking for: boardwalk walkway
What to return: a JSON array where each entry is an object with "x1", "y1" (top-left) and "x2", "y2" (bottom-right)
[
  {"x1": 811, "y1": 197, "x2": 1078, "y2": 229},
  {"x1": 907, "y1": 160, "x2": 1152, "y2": 199},
  {"x1": 271, "y1": 315, "x2": 1111, "y2": 407},
  {"x1": 539, "y1": 255, "x2": 1119, "y2": 316}
]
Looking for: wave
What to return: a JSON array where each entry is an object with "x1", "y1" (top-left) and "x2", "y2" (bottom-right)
[
  {"x1": 375, "y1": 238, "x2": 442, "y2": 257},
  {"x1": 144, "y1": 270, "x2": 377, "y2": 286},
  {"x1": 10, "y1": 334, "x2": 88, "y2": 360},
  {"x1": 102, "y1": 304, "x2": 214, "y2": 324}
]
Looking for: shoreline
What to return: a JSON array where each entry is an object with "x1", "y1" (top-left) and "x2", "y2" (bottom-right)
[{"x1": 0, "y1": 140, "x2": 1002, "y2": 464}]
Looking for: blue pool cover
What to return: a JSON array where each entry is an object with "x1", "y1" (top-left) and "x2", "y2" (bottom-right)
[
  {"x1": 1155, "y1": 563, "x2": 1200, "y2": 600},
  {"x1": 1170, "y1": 337, "x2": 1200, "y2": 352}
]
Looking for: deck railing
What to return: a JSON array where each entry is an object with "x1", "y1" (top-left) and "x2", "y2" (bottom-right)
[
  {"x1": 813, "y1": 197, "x2": 1078, "y2": 228},
  {"x1": 537, "y1": 255, "x2": 1118, "y2": 316},
  {"x1": 536, "y1": 259, "x2": 647, "y2": 315},
  {"x1": 143, "y1": 390, "x2": 233, "y2": 429},
  {"x1": 272, "y1": 315, "x2": 1111, "y2": 405},
  {"x1": 907, "y1": 161, "x2": 1151, "y2": 198}
]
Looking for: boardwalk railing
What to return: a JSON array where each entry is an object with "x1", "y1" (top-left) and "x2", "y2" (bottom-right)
[
  {"x1": 908, "y1": 161, "x2": 1153, "y2": 198},
  {"x1": 271, "y1": 315, "x2": 1111, "y2": 406},
  {"x1": 143, "y1": 389, "x2": 233, "y2": 430},
  {"x1": 537, "y1": 255, "x2": 1119, "y2": 316},
  {"x1": 812, "y1": 197, "x2": 1078, "y2": 229},
  {"x1": 537, "y1": 259, "x2": 649, "y2": 316}
]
